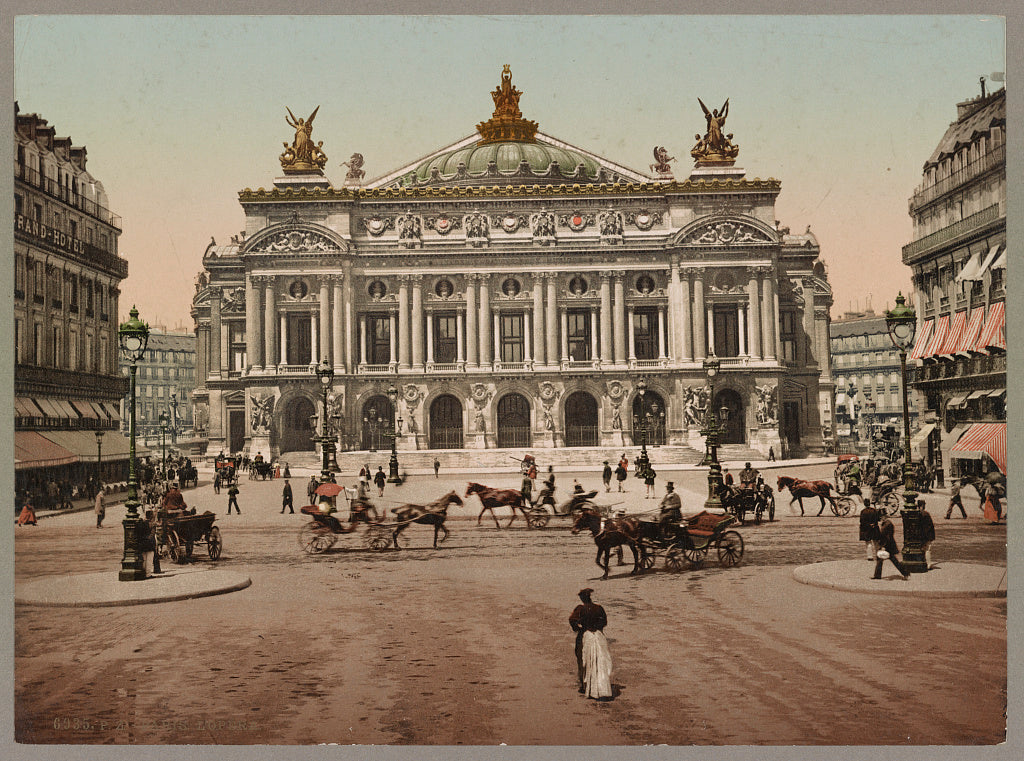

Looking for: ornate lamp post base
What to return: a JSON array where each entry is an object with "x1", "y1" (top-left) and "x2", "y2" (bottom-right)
[{"x1": 119, "y1": 508, "x2": 147, "y2": 581}]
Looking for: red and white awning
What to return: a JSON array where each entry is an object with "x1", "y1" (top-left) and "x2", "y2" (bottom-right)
[
  {"x1": 940, "y1": 311, "x2": 967, "y2": 357},
  {"x1": 958, "y1": 308, "x2": 986, "y2": 354},
  {"x1": 909, "y1": 318, "x2": 934, "y2": 360},
  {"x1": 950, "y1": 422, "x2": 1006, "y2": 475},
  {"x1": 922, "y1": 314, "x2": 950, "y2": 359},
  {"x1": 976, "y1": 301, "x2": 1005, "y2": 351}
]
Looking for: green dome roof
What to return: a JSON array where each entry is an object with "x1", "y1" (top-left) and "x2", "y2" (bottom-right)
[{"x1": 407, "y1": 139, "x2": 604, "y2": 187}]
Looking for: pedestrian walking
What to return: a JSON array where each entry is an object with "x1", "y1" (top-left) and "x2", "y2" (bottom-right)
[
  {"x1": 723, "y1": 468, "x2": 734, "y2": 487},
  {"x1": 768, "y1": 446, "x2": 776, "y2": 462},
  {"x1": 602, "y1": 461, "x2": 612, "y2": 492},
  {"x1": 307, "y1": 475, "x2": 318, "y2": 504},
  {"x1": 18, "y1": 501, "x2": 37, "y2": 526},
  {"x1": 433, "y1": 458, "x2": 441, "y2": 478},
  {"x1": 94, "y1": 487, "x2": 105, "y2": 528},
  {"x1": 374, "y1": 466, "x2": 387, "y2": 497},
  {"x1": 859, "y1": 498, "x2": 880, "y2": 560},
  {"x1": 213, "y1": 471, "x2": 221, "y2": 495},
  {"x1": 983, "y1": 480, "x2": 1004, "y2": 523},
  {"x1": 227, "y1": 482, "x2": 241, "y2": 514},
  {"x1": 614, "y1": 460, "x2": 627, "y2": 492},
  {"x1": 643, "y1": 464, "x2": 657, "y2": 499},
  {"x1": 281, "y1": 479, "x2": 294, "y2": 514},
  {"x1": 917, "y1": 498, "x2": 936, "y2": 568},
  {"x1": 521, "y1": 471, "x2": 533, "y2": 508},
  {"x1": 142, "y1": 510, "x2": 162, "y2": 575},
  {"x1": 945, "y1": 477, "x2": 968, "y2": 519},
  {"x1": 283, "y1": 463, "x2": 291, "y2": 479},
  {"x1": 872, "y1": 515, "x2": 909, "y2": 580},
  {"x1": 569, "y1": 588, "x2": 613, "y2": 700}
]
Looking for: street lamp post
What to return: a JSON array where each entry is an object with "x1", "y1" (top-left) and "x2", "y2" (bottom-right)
[
  {"x1": 159, "y1": 411, "x2": 169, "y2": 481},
  {"x1": 117, "y1": 306, "x2": 150, "y2": 581},
  {"x1": 386, "y1": 383, "x2": 403, "y2": 484},
  {"x1": 315, "y1": 359, "x2": 336, "y2": 482},
  {"x1": 702, "y1": 354, "x2": 725, "y2": 512},
  {"x1": 94, "y1": 430, "x2": 104, "y2": 485},
  {"x1": 633, "y1": 378, "x2": 650, "y2": 476},
  {"x1": 885, "y1": 293, "x2": 927, "y2": 574}
]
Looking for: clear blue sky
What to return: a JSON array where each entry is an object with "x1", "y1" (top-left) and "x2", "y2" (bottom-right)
[{"x1": 15, "y1": 15, "x2": 1005, "y2": 329}]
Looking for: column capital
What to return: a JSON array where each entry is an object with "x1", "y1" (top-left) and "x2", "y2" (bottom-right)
[
  {"x1": 316, "y1": 274, "x2": 333, "y2": 288},
  {"x1": 477, "y1": 273, "x2": 492, "y2": 282},
  {"x1": 467, "y1": 273, "x2": 481, "y2": 282},
  {"x1": 599, "y1": 270, "x2": 614, "y2": 281},
  {"x1": 683, "y1": 265, "x2": 706, "y2": 277},
  {"x1": 612, "y1": 269, "x2": 627, "y2": 279},
  {"x1": 208, "y1": 285, "x2": 223, "y2": 298},
  {"x1": 329, "y1": 273, "x2": 345, "y2": 285},
  {"x1": 409, "y1": 273, "x2": 424, "y2": 284},
  {"x1": 398, "y1": 273, "x2": 414, "y2": 284}
]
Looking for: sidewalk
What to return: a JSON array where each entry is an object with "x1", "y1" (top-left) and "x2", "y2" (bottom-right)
[
  {"x1": 793, "y1": 559, "x2": 1006, "y2": 598},
  {"x1": 15, "y1": 566, "x2": 252, "y2": 608}
]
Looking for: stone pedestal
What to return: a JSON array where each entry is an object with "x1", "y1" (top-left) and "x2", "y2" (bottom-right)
[
  {"x1": 609, "y1": 430, "x2": 624, "y2": 448},
  {"x1": 249, "y1": 432, "x2": 272, "y2": 460}
]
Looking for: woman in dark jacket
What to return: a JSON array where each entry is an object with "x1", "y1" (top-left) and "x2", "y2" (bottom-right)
[{"x1": 872, "y1": 516, "x2": 909, "y2": 580}]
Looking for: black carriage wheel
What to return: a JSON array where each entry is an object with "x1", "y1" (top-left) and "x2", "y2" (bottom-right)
[
  {"x1": 767, "y1": 492, "x2": 776, "y2": 521},
  {"x1": 167, "y1": 531, "x2": 187, "y2": 564},
  {"x1": 665, "y1": 549, "x2": 686, "y2": 573},
  {"x1": 531, "y1": 512, "x2": 550, "y2": 528},
  {"x1": 881, "y1": 492, "x2": 902, "y2": 517},
  {"x1": 207, "y1": 526, "x2": 222, "y2": 560},
  {"x1": 717, "y1": 530, "x2": 745, "y2": 567},
  {"x1": 682, "y1": 544, "x2": 708, "y2": 568},
  {"x1": 367, "y1": 527, "x2": 391, "y2": 551},
  {"x1": 833, "y1": 496, "x2": 855, "y2": 517},
  {"x1": 639, "y1": 552, "x2": 655, "y2": 570},
  {"x1": 299, "y1": 522, "x2": 333, "y2": 554}
]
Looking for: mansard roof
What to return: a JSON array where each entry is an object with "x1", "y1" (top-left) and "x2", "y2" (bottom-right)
[{"x1": 924, "y1": 87, "x2": 1005, "y2": 169}]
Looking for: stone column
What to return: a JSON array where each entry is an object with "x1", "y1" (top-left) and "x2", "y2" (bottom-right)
[
  {"x1": 388, "y1": 312, "x2": 397, "y2": 366},
  {"x1": 456, "y1": 310, "x2": 465, "y2": 364},
  {"x1": 478, "y1": 274, "x2": 491, "y2": 366},
  {"x1": 600, "y1": 271, "x2": 612, "y2": 362},
  {"x1": 545, "y1": 274, "x2": 558, "y2": 367},
  {"x1": 280, "y1": 313, "x2": 288, "y2": 365},
  {"x1": 310, "y1": 309, "x2": 318, "y2": 365},
  {"x1": 398, "y1": 275, "x2": 411, "y2": 369},
  {"x1": 332, "y1": 275, "x2": 343, "y2": 372},
  {"x1": 533, "y1": 275, "x2": 545, "y2": 366},
  {"x1": 524, "y1": 310, "x2": 532, "y2": 362},
  {"x1": 658, "y1": 306, "x2": 667, "y2": 358},
  {"x1": 466, "y1": 275, "x2": 478, "y2": 367},
  {"x1": 761, "y1": 270, "x2": 776, "y2": 361},
  {"x1": 613, "y1": 271, "x2": 626, "y2": 363},
  {"x1": 209, "y1": 287, "x2": 222, "y2": 378},
  {"x1": 692, "y1": 268, "x2": 706, "y2": 360},
  {"x1": 738, "y1": 306, "x2": 747, "y2": 356},
  {"x1": 560, "y1": 309, "x2": 569, "y2": 362},
  {"x1": 802, "y1": 277, "x2": 817, "y2": 366},
  {"x1": 318, "y1": 276, "x2": 331, "y2": 366},
  {"x1": 706, "y1": 304, "x2": 715, "y2": 355},
  {"x1": 590, "y1": 309, "x2": 599, "y2": 362},
  {"x1": 680, "y1": 270, "x2": 692, "y2": 361},
  {"x1": 426, "y1": 311, "x2": 434, "y2": 365},
  {"x1": 245, "y1": 275, "x2": 259, "y2": 371},
  {"x1": 359, "y1": 315, "x2": 367, "y2": 365},
  {"x1": 196, "y1": 325, "x2": 208, "y2": 386},
  {"x1": 343, "y1": 263, "x2": 354, "y2": 373},
  {"x1": 412, "y1": 275, "x2": 424, "y2": 369},
  {"x1": 627, "y1": 308, "x2": 636, "y2": 360},
  {"x1": 747, "y1": 268, "x2": 762, "y2": 359},
  {"x1": 493, "y1": 311, "x2": 501, "y2": 364},
  {"x1": 263, "y1": 278, "x2": 276, "y2": 369}
]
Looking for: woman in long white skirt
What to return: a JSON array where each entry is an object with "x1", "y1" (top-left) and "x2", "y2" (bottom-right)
[{"x1": 570, "y1": 588, "x2": 613, "y2": 700}]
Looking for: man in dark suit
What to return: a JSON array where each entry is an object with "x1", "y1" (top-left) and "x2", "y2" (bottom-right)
[{"x1": 281, "y1": 479, "x2": 294, "y2": 514}]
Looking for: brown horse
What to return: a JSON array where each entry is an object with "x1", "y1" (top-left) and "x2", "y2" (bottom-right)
[
  {"x1": 391, "y1": 490, "x2": 463, "y2": 549},
  {"x1": 465, "y1": 482, "x2": 530, "y2": 528},
  {"x1": 571, "y1": 507, "x2": 642, "y2": 579},
  {"x1": 777, "y1": 475, "x2": 837, "y2": 516}
]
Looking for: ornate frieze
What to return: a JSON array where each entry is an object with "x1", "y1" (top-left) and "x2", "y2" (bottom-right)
[
  {"x1": 626, "y1": 209, "x2": 662, "y2": 231},
  {"x1": 681, "y1": 220, "x2": 773, "y2": 246},
  {"x1": 221, "y1": 286, "x2": 247, "y2": 312},
  {"x1": 250, "y1": 229, "x2": 340, "y2": 254},
  {"x1": 492, "y1": 212, "x2": 528, "y2": 233},
  {"x1": 464, "y1": 213, "x2": 490, "y2": 246},
  {"x1": 426, "y1": 214, "x2": 461, "y2": 235},
  {"x1": 558, "y1": 211, "x2": 594, "y2": 232},
  {"x1": 531, "y1": 210, "x2": 556, "y2": 244},
  {"x1": 361, "y1": 215, "x2": 394, "y2": 237},
  {"x1": 598, "y1": 211, "x2": 623, "y2": 243},
  {"x1": 397, "y1": 212, "x2": 422, "y2": 248}
]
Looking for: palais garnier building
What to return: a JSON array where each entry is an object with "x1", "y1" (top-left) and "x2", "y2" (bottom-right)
[{"x1": 191, "y1": 66, "x2": 834, "y2": 466}]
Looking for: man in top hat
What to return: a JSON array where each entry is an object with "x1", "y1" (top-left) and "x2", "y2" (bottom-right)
[
  {"x1": 602, "y1": 461, "x2": 612, "y2": 492},
  {"x1": 658, "y1": 481, "x2": 682, "y2": 534}
]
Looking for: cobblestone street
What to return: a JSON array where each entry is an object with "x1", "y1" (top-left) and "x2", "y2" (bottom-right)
[{"x1": 14, "y1": 464, "x2": 1007, "y2": 745}]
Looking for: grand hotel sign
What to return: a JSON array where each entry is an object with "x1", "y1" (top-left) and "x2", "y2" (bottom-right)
[{"x1": 15, "y1": 212, "x2": 87, "y2": 256}]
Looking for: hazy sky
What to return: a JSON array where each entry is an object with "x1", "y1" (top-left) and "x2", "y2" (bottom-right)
[{"x1": 14, "y1": 15, "x2": 1005, "y2": 330}]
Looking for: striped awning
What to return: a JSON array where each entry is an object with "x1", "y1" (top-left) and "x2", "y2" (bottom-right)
[
  {"x1": 940, "y1": 311, "x2": 967, "y2": 356},
  {"x1": 14, "y1": 431, "x2": 79, "y2": 470},
  {"x1": 909, "y1": 318, "x2": 934, "y2": 360},
  {"x1": 69, "y1": 400, "x2": 99, "y2": 419},
  {"x1": 950, "y1": 422, "x2": 1006, "y2": 475},
  {"x1": 910, "y1": 423, "x2": 936, "y2": 450},
  {"x1": 922, "y1": 314, "x2": 950, "y2": 359},
  {"x1": 99, "y1": 402, "x2": 122, "y2": 421},
  {"x1": 957, "y1": 308, "x2": 986, "y2": 354},
  {"x1": 15, "y1": 397, "x2": 41, "y2": 418},
  {"x1": 976, "y1": 302, "x2": 1005, "y2": 351}
]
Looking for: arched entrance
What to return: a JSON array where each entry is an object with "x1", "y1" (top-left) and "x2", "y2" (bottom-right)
[
  {"x1": 632, "y1": 390, "x2": 667, "y2": 446},
  {"x1": 496, "y1": 393, "x2": 531, "y2": 448},
  {"x1": 361, "y1": 395, "x2": 394, "y2": 451},
  {"x1": 429, "y1": 394, "x2": 463, "y2": 449},
  {"x1": 564, "y1": 391, "x2": 598, "y2": 447},
  {"x1": 715, "y1": 388, "x2": 745, "y2": 444},
  {"x1": 280, "y1": 396, "x2": 316, "y2": 453}
]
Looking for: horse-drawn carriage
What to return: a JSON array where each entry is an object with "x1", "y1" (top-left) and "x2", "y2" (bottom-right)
[
  {"x1": 157, "y1": 509, "x2": 222, "y2": 564},
  {"x1": 249, "y1": 460, "x2": 274, "y2": 480},
  {"x1": 718, "y1": 476, "x2": 775, "y2": 524},
  {"x1": 214, "y1": 455, "x2": 237, "y2": 486}
]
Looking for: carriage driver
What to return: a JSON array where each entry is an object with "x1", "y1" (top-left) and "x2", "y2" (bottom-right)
[
  {"x1": 160, "y1": 482, "x2": 187, "y2": 513},
  {"x1": 739, "y1": 463, "x2": 759, "y2": 490},
  {"x1": 658, "y1": 482, "x2": 683, "y2": 534}
]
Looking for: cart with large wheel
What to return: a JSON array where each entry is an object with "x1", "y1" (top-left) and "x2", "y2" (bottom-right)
[
  {"x1": 637, "y1": 510, "x2": 744, "y2": 572},
  {"x1": 869, "y1": 478, "x2": 903, "y2": 516},
  {"x1": 524, "y1": 489, "x2": 599, "y2": 528},
  {"x1": 158, "y1": 510, "x2": 222, "y2": 564}
]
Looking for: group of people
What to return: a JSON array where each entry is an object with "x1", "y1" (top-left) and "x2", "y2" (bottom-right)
[{"x1": 859, "y1": 497, "x2": 936, "y2": 579}]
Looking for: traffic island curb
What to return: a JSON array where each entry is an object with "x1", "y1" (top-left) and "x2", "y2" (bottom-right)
[
  {"x1": 15, "y1": 568, "x2": 252, "y2": 607},
  {"x1": 793, "y1": 560, "x2": 1006, "y2": 598}
]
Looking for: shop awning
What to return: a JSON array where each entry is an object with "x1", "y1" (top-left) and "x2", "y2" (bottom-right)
[
  {"x1": 946, "y1": 394, "x2": 969, "y2": 410},
  {"x1": 957, "y1": 308, "x2": 986, "y2": 355},
  {"x1": 52, "y1": 400, "x2": 80, "y2": 419},
  {"x1": 977, "y1": 243, "x2": 1003, "y2": 277},
  {"x1": 955, "y1": 250, "x2": 985, "y2": 284},
  {"x1": 990, "y1": 246, "x2": 1007, "y2": 271},
  {"x1": 99, "y1": 402, "x2": 122, "y2": 422},
  {"x1": 987, "y1": 388, "x2": 1006, "y2": 399},
  {"x1": 39, "y1": 430, "x2": 140, "y2": 462},
  {"x1": 15, "y1": 397, "x2": 41, "y2": 418},
  {"x1": 976, "y1": 302, "x2": 1005, "y2": 351},
  {"x1": 909, "y1": 318, "x2": 934, "y2": 360},
  {"x1": 909, "y1": 423, "x2": 936, "y2": 450},
  {"x1": 922, "y1": 314, "x2": 950, "y2": 359},
  {"x1": 70, "y1": 400, "x2": 99, "y2": 419},
  {"x1": 14, "y1": 431, "x2": 79, "y2": 470},
  {"x1": 966, "y1": 389, "x2": 990, "y2": 401},
  {"x1": 950, "y1": 422, "x2": 1006, "y2": 475},
  {"x1": 939, "y1": 310, "x2": 967, "y2": 356},
  {"x1": 34, "y1": 398, "x2": 64, "y2": 419}
]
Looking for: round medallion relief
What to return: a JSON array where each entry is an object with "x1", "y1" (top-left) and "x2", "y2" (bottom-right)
[
  {"x1": 368, "y1": 280, "x2": 388, "y2": 299},
  {"x1": 569, "y1": 276, "x2": 588, "y2": 295},
  {"x1": 435, "y1": 279, "x2": 454, "y2": 298},
  {"x1": 288, "y1": 280, "x2": 308, "y2": 299}
]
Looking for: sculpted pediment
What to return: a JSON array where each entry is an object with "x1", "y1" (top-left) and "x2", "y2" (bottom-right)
[
  {"x1": 243, "y1": 223, "x2": 347, "y2": 255},
  {"x1": 677, "y1": 218, "x2": 776, "y2": 246}
]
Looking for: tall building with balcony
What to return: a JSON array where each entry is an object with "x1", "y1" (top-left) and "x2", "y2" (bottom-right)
[
  {"x1": 119, "y1": 329, "x2": 196, "y2": 449},
  {"x1": 903, "y1": 82, "x2": 1006, "y2": 480},
  {"x1": 14, "y1": 104, "x2": 130, "y2": 495},
  {"x1": 192, "y1": 68, "x2": 834, "y2": 464}
]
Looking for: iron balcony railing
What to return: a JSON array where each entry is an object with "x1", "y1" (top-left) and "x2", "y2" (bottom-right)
[
  {"x1": 16, "y1": 163, "x2": 123, "y2": 229},
  {"x1": 909, "y1": 144, "x2": 1005, "y2": 212},
  {"x1": 902, "y1": 204, "x2": 1001, "y2": 262}
]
